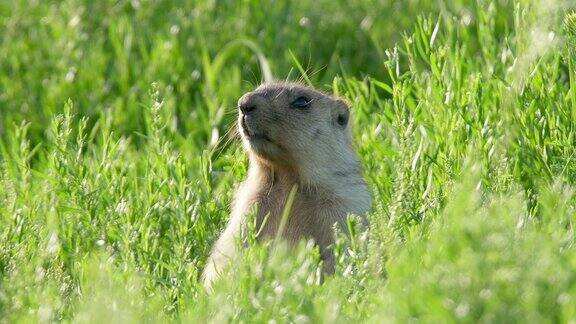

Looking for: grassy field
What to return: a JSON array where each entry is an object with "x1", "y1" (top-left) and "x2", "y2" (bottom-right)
[{"x1": 1, "y1": 0, "x2": 576, "y2": 322}]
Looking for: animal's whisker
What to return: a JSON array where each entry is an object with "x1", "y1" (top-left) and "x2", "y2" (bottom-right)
[{"x1": 210, "y1": 119, "x2": 241, "y2": 161}]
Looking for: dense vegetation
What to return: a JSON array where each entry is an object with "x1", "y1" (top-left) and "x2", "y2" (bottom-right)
[{"x1": 1, "y1": 0, "x2": 575, "y2": 321}]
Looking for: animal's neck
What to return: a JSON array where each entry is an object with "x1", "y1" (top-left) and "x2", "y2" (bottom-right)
[
  {"x1": 249, "y1": 152, "x2": 365, "y2": 201},
  {"x1": 248, "y1": 160, "x2": 297, "y2": 193}
]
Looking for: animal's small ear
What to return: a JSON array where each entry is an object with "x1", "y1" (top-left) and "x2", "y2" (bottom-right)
[{"x1": 332, "y1": 99, "x2": 350, "y2": 127}]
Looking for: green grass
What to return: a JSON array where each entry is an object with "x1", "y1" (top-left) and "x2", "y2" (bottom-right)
[{"x1": 1, "y1": 0, "x2": 576, "y2": 322}]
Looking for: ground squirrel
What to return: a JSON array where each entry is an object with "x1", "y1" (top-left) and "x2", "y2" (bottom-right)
[{"x1": 203, "y1": 82, "x2": 371, "y2": 288}]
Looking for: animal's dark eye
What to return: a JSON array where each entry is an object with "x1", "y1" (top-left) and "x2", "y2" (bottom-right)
[{"x1": 290, "y1": 96, "x2": 311, "y2": 109}]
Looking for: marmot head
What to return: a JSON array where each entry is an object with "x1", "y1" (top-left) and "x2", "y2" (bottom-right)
[{"x1": 237, "y1": 82, "x2": 353, "y2": 174}]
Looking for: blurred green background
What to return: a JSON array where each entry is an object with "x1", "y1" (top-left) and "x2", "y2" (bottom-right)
[{"x1": 1, "y1": 0, "x2": 512, "y2": 143}]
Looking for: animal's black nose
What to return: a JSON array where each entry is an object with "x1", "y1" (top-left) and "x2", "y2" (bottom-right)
[
  {"x1": 239, "y1": 102, "x2": 257, "y2": 115},
  {"x1": 238, "y1": 92, "x2": 262, "y2": 115}
]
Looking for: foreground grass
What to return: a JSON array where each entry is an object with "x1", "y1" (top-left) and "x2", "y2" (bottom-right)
[{"x1": 1, "y1": 0, "x2": 576, "y2": 322}]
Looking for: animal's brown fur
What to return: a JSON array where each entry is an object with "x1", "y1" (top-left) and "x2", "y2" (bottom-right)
[{"x1": 202, "y1": 82, "x2": 371, "y2": 288}]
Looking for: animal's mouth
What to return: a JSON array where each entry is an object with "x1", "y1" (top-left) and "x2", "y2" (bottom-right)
[
  {"x1": 249, "y1": 132, "x2": 272, "y2": 142},
  {"x1": 241, "y1": 117, "x2": 272, "y2": 143},
  {"x1": 239, "y1": 115, "x2": 287, "y2": 162}
]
